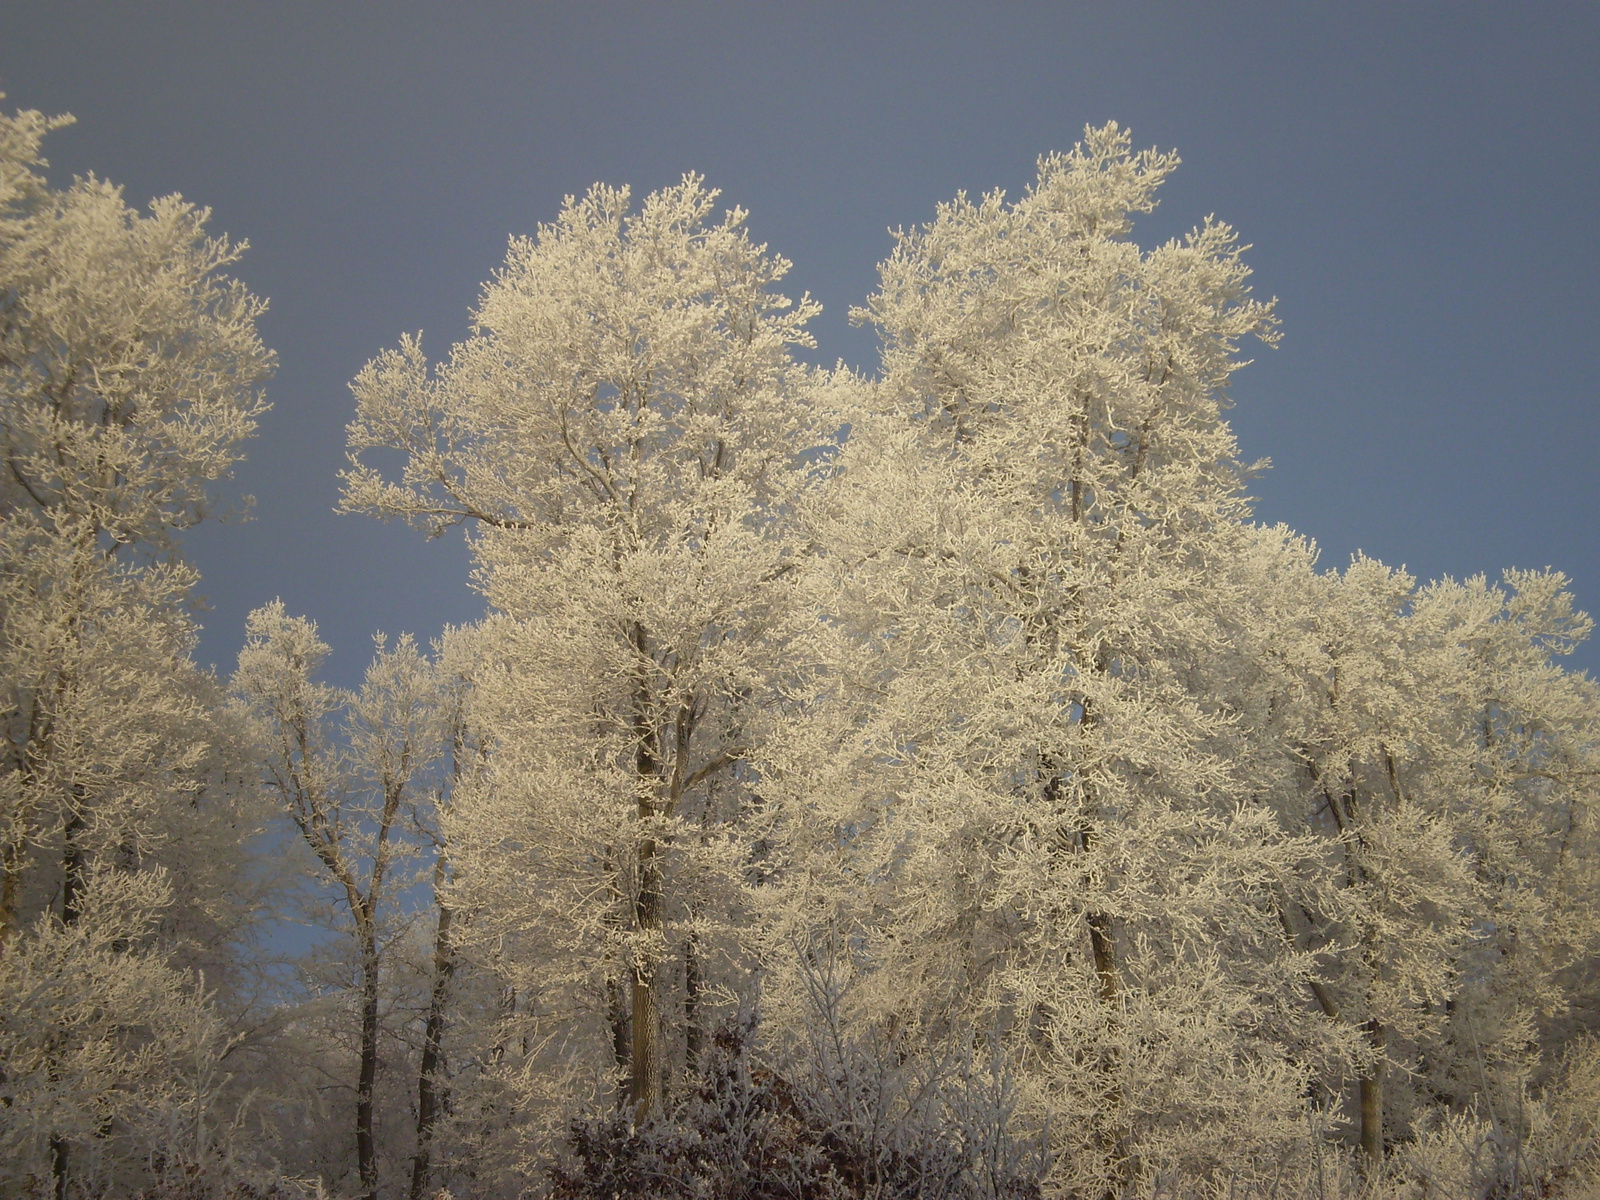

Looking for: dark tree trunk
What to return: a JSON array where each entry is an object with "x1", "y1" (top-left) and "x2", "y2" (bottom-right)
[
  {"x1": 50, "y1": 808, "x2": 88, "y2": 1200},
  {"x1": 1359, "y1": 1018, "x2": 1386, "y2": 1172},
  {"x1": 606, "y1": 974, "x2": 631, "y2": 1099},
  {"x1": 409, "y1": 870, "x2": 454, "y2": 1200},
  {"x1": 630, "y1": 836, "x2": 662, "y2": 1118},
  {"x1": 51, "y1": 1134, "x2": 69, "y2": 1200},
  {"x1": 684, "y1": 931, "x2": 702, "y2": 1075},
  {"x1": 60, "y1": 809, "x2": 84, "y2": 928},
  {"x1": 628, "y1": 645, "x2": 665, "y2": 1121},
  {"x1": 0, "y1": 833, "x2": 23, "y2": 946},
  {"x1": 357, "y1": 935, "x2": 380, "y2": 1200},
  {"x1": 1086, "y1": 911, "x2": 1119, "y2": 1007}
]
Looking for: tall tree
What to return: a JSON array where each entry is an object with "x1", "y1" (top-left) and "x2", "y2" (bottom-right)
[
  {"x1": 780, "y1": 125, "x2": 1339, "y2": 1195},
  {"x1": 0, "y1": 98, "x2": 275, "y2": 1197},
  {"x1": 342, "y1": 176, "x2": 822, "y2": 1121}
]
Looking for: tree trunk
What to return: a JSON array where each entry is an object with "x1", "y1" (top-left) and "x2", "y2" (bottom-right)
[
  {"x1": 606, "y1": 975, "x2": 631, "y2": 1097},
  {"x1": 1072, "y1": 771, "x2": 1125, "y2": 1200},
  {"x1": 630, "y1": 834, "x2": 662, "y2": 1118},
  {"x1": 491, "y1": 983, "x2": 516, "y2": 1066},
  {"x1": 1, "y1": 833, "x2": 26, "y2": 948},
  {"x1": 49, "y1": 811, "x2": 86, "y2": 1200},
  {"x1": 684, "y1": 931, "x2": 702, "y2": 1076},
  {"x1": 409, "y1": 864, "x2": 454, "y2": 1200},
  {"x1": 1359, "y1": 1018, "x2": 1386, "y2": 1172},
  {"x1": 51, "y1": 1135, "x2": 69, "y2": 1200},
  {"x1": 1040, "y1": 745, "x2": 1126, "y2": 1199},
  {"x1": 60, "y1": 808, "x2": 85, "y2": 927},
  {"x1": 628, "y1": 649, "x2": 665, "y2": 1120},
  {"x1": 357, "y1": 935, "x2": 380, "y2": 1200},
  {"x1": 1086, "y1": 911, "x2": 1119, "y2": 1007}
]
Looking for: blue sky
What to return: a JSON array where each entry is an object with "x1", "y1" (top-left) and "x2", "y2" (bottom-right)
[{"x1": 4, "y1": 2, "x2": 1597, "y2": 683}]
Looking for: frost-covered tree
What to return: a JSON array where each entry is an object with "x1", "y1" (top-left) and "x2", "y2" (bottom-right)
[
  {"x1": 233, "y1": 604, "x2": 459, "y2": 1200},
  {"x1": 339, "y1": 129, "x2": 1600, "y2": 1197},
  {"x1": 1236, "y1": 555, "x2": 1600, "y2": 1172},
  {"x1": 3, "y1": 79, "x2": 1597, "y2": 1197},
  {"x1": 779, "y1": 127, "x2": 1600, "y2": 1197},
  {"x1": 0, "y1": 868, "x2": 270, "y2": 1197},
  {"x1": 777, "y1": 125, "x2": 1362, "y2": 1195},
  {"x1": 342, "y1": 175, "x2": 824, "y2": 1131},
  {"x1": 0, "y1": 96, "x2": 271, "y2": 945},
  {"x1": 0, "y1": 98, "x2": 277, "y2": 1198}
]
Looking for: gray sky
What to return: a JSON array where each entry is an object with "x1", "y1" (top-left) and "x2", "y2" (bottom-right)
[{"x1": 4, "y1": 2, "x2": 1597, "y2": 684}]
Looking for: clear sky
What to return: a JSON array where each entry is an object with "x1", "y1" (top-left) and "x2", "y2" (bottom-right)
[{"x1": 3, "y1": 3, "x2": 1597, "y2": 685}]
